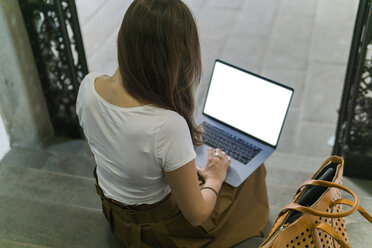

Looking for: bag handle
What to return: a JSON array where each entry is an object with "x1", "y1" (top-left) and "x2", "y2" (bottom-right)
[
  {"x1": 312, "y1": 222, "x2": 351, "y2": 248},
  {"x1": 280, "y1": 179, "x2": 359, "y2": 218},
  {"x1": 314, "y1": 202, "x2": 372, "y2": 248},
  {"x1": 333, "y1": 198, "x2": 372, "y2": 223}
]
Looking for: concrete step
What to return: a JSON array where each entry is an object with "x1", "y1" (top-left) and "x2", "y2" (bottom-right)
[
  {"x1": 0, "y1": 147, "x2": 95, "y2": 178},
  {"x1": 265, "y1": 151, "x2": 327, "y2": 173},
  {"x1": 41, "y1": 138, "x2": 93, "y2": 158},
  {"x1": 0, "y1": 239, "x2": 50, "y2": 248},
  {"x1": 0, "y1": 164, "x2": 100, "y2": 210},
  {"x1": 235, "y1": 236, "x2": 266, "y2": 248},
  {"x1": 346, "y1": 222, "x2": 372, "y2": 248},
  {"x1": 0, "y1": 194, "x2": 123, "y2": 248}
]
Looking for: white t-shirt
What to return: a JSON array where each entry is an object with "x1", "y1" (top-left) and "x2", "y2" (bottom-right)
[{"x1": 76, "y1": 72, "x2": 196, "y2": 205}]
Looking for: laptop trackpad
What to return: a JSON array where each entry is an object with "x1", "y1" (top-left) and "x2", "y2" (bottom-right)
[
  {"x1": 194, "y1": 144, "x2": 241, "y2": 186},
  {"x1": 194, "y1": 144, "x2": 209, "y2": 168}
]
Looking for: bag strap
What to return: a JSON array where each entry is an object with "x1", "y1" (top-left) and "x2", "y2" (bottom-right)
[
  {"x1": 280, "y1": 179, "x2": 359, "y2": 218},
  {"x1": 333, "y1": 198, "x2": 372, "y2": 223},
  {"x1": 312, "y1": 222, "x2": 351, "y2": 248}
]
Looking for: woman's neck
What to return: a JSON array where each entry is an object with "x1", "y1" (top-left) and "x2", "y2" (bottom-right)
[
  {"x1": 110, "y1": 68, "x2": 122, "y2": 83},
  {"x1": 107, "y1": 68, "x2": 145, "y2": 107}
]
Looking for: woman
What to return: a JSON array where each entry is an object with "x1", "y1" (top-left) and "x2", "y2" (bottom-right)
[{"x1": 76, "y1": 0, "x2": 268, "y2": 247}]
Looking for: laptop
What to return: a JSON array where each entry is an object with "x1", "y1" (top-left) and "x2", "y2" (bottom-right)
[{"x1": 195, "y1": 60, "x2": 294, "y2": 187}]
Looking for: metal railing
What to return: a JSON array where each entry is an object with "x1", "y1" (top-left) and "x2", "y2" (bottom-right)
[
  {"x1": 333, "y1": 0, "x2": 372, "y2": 179},
  {"x1": 19, "y1": 0, "x2": 88, "y2": 138}
]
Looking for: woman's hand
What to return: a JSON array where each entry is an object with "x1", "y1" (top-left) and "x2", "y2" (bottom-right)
[{"x1": 196, "y1": 147, "x2": 231, "y2": 184}]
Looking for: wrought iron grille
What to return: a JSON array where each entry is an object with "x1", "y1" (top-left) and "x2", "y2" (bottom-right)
[
  {"x1": 333, "y1": 0, "x2": 372, "y2": 179},
  {"x1": 19, "y1": 0, "x2": 88, "y2": 138}
]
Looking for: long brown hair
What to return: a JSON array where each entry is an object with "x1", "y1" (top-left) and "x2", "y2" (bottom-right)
[{"x1": 117, "y1": 0, "x2": 203, "y2": 145}]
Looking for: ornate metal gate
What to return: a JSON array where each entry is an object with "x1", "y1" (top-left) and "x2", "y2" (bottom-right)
[
  {"x1": 333, "y1": 0, "x2": 372, "y2": 179},
  {"x1": 19, "y1": 0, "x2": 88, "y2": 138}
]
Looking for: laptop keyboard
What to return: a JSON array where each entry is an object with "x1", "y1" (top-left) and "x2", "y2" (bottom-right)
[{"x1": 202, "y1": 122, "x2": 262, "y2": 165}]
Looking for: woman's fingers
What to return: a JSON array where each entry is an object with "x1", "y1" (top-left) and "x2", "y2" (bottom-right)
[
  {"x1": 207, "y1": 147, "x2": 214, "y2": 162},
  {"x1": 203, "y1": 147, "x2": 231, "y2": 182},
  {"x1": 208, "y1": 147, "x2": 230, "y2": 168},
  {"x1": 221, "y1": 151, "x2": 226, "y2": 160},
  {"x1": 208, "y1": 148, "x2": 229, "y2": 164},
  {"x1": 213, "y1": 148, "x2": 223, "y2": 162},
  {"x1": 224, "y1": 156, "x2": 232, "y2": 169}
]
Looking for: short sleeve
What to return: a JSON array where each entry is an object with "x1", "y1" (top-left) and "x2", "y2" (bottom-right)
[
  {"x1": 75, "y1": 72, "x2": 100, "y2": 128},
  {"x1": 156, "y1": 112, "x2": 197, "y2": 172}
]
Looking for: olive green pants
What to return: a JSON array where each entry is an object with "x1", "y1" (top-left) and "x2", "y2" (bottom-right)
[{"x1": 94, "y1": 164, "x2": 269, "y2": 248}]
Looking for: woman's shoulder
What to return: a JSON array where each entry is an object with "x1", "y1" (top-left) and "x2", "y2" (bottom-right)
[
  {"x1": 155, "y1": 108, "x2": 185, "y2": 122},
  {"x1": 155, "y1": 109, "x2": 188, "y2": 134}
]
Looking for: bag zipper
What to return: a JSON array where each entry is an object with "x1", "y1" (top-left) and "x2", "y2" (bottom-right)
[{"x1": 261, "y1": 224, "x2": 288, "y2": 248}]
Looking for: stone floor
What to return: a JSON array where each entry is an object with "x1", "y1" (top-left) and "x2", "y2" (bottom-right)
[{"x1": 0, "y1": 0, "x2": 371, "y2": 247}]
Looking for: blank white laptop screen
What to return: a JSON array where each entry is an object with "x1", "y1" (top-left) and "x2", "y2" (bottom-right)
[{"x1": 203, "y1": 61, "x2": 293, "y2": 147}]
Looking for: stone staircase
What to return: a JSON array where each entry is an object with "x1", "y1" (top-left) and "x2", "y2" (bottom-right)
[{"x1": 0, "y1": 139, "x2": 371, "y2": 247}]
